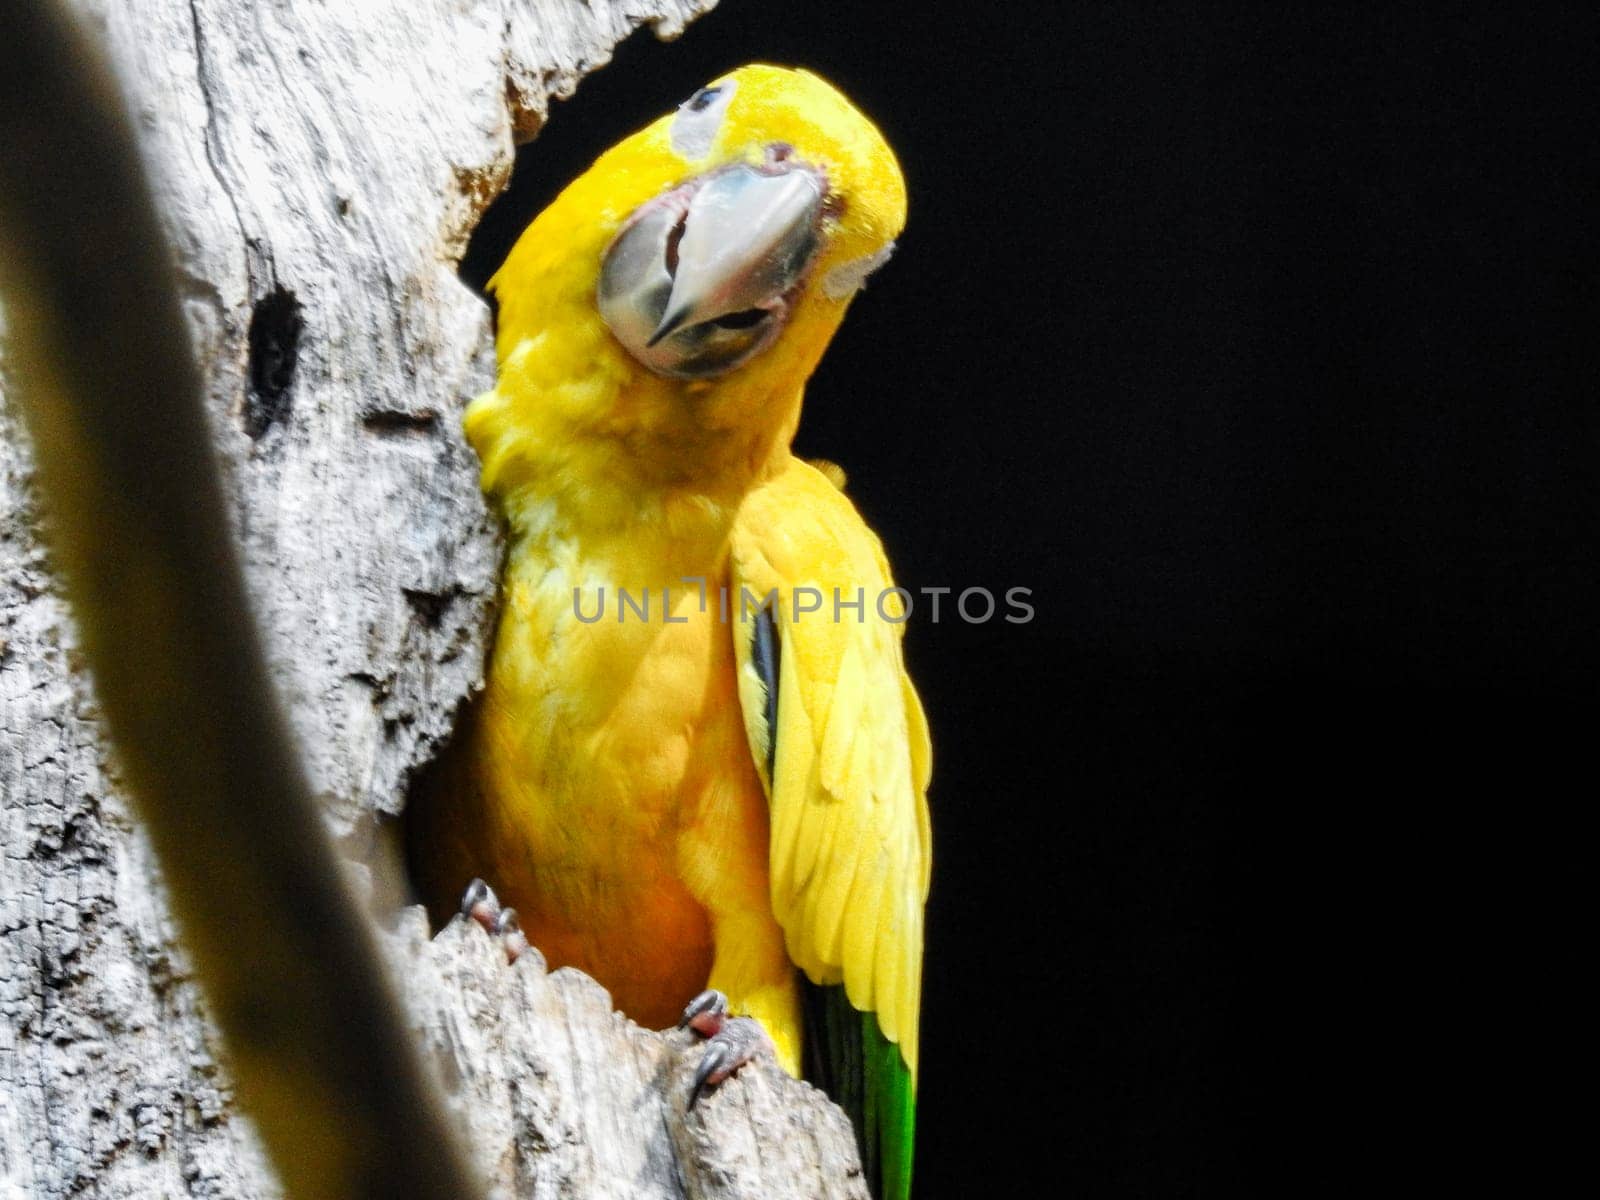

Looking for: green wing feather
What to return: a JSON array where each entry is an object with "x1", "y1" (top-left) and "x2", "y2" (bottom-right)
[{"x1": 803, "y1": 980, "x2": 916, "y2": 1200}]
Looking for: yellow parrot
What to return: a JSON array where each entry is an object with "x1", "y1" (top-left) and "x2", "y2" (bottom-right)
[{"x1": 411, "y1": 64, "x2": 931, "y2": 1200}]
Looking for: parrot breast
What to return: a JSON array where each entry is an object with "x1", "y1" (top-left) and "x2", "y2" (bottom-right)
[{"x1": 454, "y1": 522, "x2": 774, "y2": 1030}]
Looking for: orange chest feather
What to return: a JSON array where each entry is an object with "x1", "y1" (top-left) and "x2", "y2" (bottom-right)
[{"x1": 467, "y1": 542, "x2": 767, "y2": 1023}]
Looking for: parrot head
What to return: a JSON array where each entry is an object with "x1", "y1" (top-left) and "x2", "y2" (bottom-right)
[
  {"x1": 473, "y1": 65, "x2": 906, "y2": 505},
  {"x1": 592, "y1": 65, "x2": 906, "y2": 380}
]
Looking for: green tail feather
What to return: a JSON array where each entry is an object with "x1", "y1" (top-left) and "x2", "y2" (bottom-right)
[{"x1": 802, "y1": 980, "x2": 915, "y2": 1200}]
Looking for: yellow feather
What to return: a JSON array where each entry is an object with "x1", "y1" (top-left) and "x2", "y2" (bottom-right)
[
  {"x1": 729, "y1": 457, "x2": 931, "y2": 1086},
  {"x1": 819, "y1": 646, "x2": 864, "y2": 793},
  {"x1": 411, "y1": 66, "x2": 925, "y2": 1098}
]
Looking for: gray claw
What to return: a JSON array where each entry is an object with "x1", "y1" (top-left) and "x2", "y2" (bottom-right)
[
  {"x1": 461, "y1": 878, "x2": 499, "y2": 923},
  {"x1": 686, "y1": 1016, "x2": 771, "y2": 1108},
  {"x1": 491, "y1": 906, "x2": 519, "y2": 935},
  {"x1": 492, "y1": 906, "x2": 527, "y2": 963},
  {"x1": 690, "y1": 1042, "x2": 734, "y2": 1107},
  {"x1": 678, "y1": 988, "x2": 729, "y2": 1032},
  {"x1": 460, "y1": 879, "x2": 525, "y2": 963}
]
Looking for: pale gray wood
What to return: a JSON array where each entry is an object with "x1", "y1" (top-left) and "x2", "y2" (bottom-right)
[
  {"x1": 388, "y1": 909, "x2": 871, "y2": 1200},
  {"x1": 3, "y1": 2, "x2": 871, "y2": 1196}
]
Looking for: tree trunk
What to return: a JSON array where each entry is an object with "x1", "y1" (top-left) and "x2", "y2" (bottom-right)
[{"x1": 0, "y1": 2, "x2": 869, "y2": 1196}]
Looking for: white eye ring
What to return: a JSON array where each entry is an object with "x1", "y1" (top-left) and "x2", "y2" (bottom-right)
[
  {"x1": 670, "y1": 81, "x2": 737, "y2": 160},
  {"x1": 823, "y1": 242, "x2": 897, "y2": 301}
]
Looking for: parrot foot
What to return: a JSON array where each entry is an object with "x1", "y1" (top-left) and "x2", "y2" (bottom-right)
[
  {"x1": 459, "y1": 878, "x2": 528, "y2": 964},
  {"x1": 678, "y1": 987, "x2": 730, "y2": 1036},
  {"x1": 677, "y1": 989, "x2": 772, "y2": 1106}
]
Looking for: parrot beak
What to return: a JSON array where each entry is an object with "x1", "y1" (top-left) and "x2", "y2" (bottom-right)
[
  {"x1": 598, "y1": 159, "x2": 829, "y2": 379},
  {"x1": 646, "y1": 164, "x2": 826, "y2": 347}
]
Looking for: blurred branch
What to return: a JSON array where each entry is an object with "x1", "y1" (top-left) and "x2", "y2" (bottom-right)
[{"x1": 0, "y1": 6, "x2": 481, "y2": 1197}]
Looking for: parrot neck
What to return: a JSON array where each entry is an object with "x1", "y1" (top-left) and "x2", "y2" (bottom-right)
[{"x1": 465, "y1": 328, "x2": 806, "y2": 547}]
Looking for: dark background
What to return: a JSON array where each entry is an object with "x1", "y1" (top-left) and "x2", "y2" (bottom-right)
[{"x1": 462, "y1": 3, "x2": 1595, "y2": 1194}]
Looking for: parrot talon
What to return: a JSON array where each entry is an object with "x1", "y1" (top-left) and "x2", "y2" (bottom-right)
[
  {"x1": 460, "y1": 877, "x2": 499, "y2": 923},
  {"x1": 459, "y1": 878, "x2": 525, "y2": 963},
  {"x1": 686, "y1": 1015, "x2": 771, "y2": 1108},
  {"x1": 678, "y1": 988, "x2": 729, "y2": 1036},
  {"x1": 491, "y1": 906, "x2": 528, "y2": 964}
]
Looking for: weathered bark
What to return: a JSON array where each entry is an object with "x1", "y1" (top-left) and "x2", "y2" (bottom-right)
[
  {"x1": 387, "y1": 909, "x2": 869, "y2": 1200},
  {"x1": 1, "y1": 2, "x2": 869, "y2": 1196}
]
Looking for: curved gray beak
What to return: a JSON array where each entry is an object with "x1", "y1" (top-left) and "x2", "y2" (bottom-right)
[{"x1": 647, "y1": 164, "x2": 826, "y2": 347}]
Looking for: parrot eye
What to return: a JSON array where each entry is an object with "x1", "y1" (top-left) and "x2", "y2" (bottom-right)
[
  {"x1": 670, "y1": 81, "x2": 736, "y2": 160},
  {"x1": 686, "y1": 86, "x2": 722, "y2": 112}
]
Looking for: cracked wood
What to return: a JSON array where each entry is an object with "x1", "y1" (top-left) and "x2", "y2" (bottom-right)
[{"x1": 0, "y1": 3, "x2": 865, "y2": 1197}]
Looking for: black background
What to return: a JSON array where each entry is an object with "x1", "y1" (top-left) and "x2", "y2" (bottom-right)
[{"x1": 463, "y1": 3, "x2": 1595, "y2": 1194}]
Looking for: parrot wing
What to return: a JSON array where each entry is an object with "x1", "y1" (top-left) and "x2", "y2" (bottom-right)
[{"x1": 729, "y1": 457, "x2": 932, "y2": 1200}]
